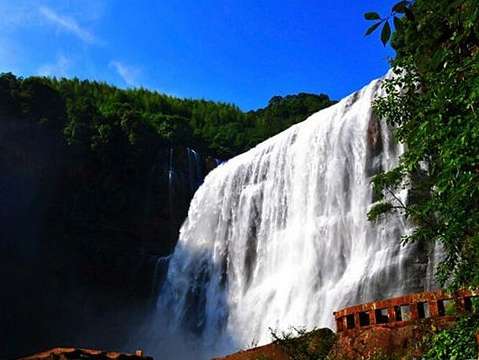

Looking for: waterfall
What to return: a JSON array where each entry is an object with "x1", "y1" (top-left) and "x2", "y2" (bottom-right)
[
  {"x1": 168, "y1": 147, "x2": 176, "y2": 217},
  {"x1": 156, "y1": 76, "x2": 434, "y2": 358},
  {"x1": 187, "y1": 147, "x2": 204, "y2": 192}
]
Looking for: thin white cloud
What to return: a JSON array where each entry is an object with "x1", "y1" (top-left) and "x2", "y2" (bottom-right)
[
  {"x1": 37, "y1": 54, "x2": 71, "y2": 77},
  {"x1": 39, "y1": 6, "x2": 98, "y2": 44},
  {"x1": 109, "y1": 61, "x2": 141, "y2": 87}
]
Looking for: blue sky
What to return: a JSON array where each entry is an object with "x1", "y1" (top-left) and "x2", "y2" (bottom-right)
[{"x1": 0, "y1": 0, "x2": 394, "y2": 110}]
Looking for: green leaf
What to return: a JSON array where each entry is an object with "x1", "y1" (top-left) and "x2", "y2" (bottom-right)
[
  {"x1": 392, "y1": 1, "x2": 407, "y2": 13},
  {"x1": 393, "y1": 16, "x2": 401, "y2": 30},
  {"x1": 381, "y1": 21, "x2": 391, "y2": 45},
  {"x1": 368, "y1": 201, "x2": 394, "y2": 221},
  {"x1": 404, "y1": 7, "x2": 415, "y2": 21},
  {"x1": 364, "y1": 12, "x2": 381, "y2": 20},
  {"x1": 365, "y1": 22, "x2": 382, "y2": 36}
]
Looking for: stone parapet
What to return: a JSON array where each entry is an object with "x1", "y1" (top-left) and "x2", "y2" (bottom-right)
[{"x1": 334, "y1": 289, "x2": 479, "y2": 333}]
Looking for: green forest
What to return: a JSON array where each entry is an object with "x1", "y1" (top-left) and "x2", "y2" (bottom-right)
[{"x1": 0, "y1": 73, "x2": 334, "y2": 161}]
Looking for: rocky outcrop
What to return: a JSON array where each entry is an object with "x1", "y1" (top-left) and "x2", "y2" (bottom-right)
[
  {"x1": 215, "y1": 290, "x2": 479, "y2": 360},
  {"x1": 213, "y1": 329, "x2": 336, "y2": 360},
  {"x1": 212, "y1": 343, "x2": 290, "y2": 360},
  {"x1": 329, "y1": 318, "x2": 455, "y2": 359}
]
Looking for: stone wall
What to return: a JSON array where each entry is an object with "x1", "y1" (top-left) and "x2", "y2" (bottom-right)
[{"x1": 330, "y1": 289, "x2": 479, "y2": 359}]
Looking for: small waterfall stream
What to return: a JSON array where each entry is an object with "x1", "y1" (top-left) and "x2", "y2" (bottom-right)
[
  {"x1": 155, "y1": 76, "x2": 435, "y2": 358},
  {"x1": 186, "y1": 148, "x2": 204, "y2": 192}
]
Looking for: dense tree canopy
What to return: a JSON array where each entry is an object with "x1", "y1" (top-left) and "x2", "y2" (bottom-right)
[
  {"x1": 0, "y1": 74, "x2": 334, "y2": 160},
  {"x1": 367, "y1": 0, "x2": 479, "y2": 289}
]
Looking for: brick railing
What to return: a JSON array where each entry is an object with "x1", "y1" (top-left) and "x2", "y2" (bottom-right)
[{"x1": 334, "y1": 289, "x2": 479, "y2": 332}]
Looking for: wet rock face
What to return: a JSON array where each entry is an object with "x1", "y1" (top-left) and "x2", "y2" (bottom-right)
[
  {"x1": 367, "y1": 115, "x2": 383, "y2": 152},
  {"x1": 365, "y1": 114, "x2": 384, "y2": 178},
  {"x1": 0, "y1": 116, "x2": 216, "y2": 358}
]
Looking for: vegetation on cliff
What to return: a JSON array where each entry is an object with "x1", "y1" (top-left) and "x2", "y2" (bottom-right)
[
  {"x1": 0, "y1": 72, "x2": 334, "y2": 256},
  {"x1": 269, "y1": 327, "x2": 336, "y2": 360},
  {"x1": 0, "y1": 73, "x2": 334, "y2": 160},
  {"x1": 365, "y1": 1, "x2": 479, "y2": 358},
  {"x1": 367, "y1": 0, "x2": 479, "y2": 289},
  {"x1": 422, "y1": 315, "x2": 479, "y2": 360}
]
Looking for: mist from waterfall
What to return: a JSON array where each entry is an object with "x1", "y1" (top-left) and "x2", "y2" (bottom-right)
[{"x1": 153, "y1": 76, "x2": 435, "y2": 359}]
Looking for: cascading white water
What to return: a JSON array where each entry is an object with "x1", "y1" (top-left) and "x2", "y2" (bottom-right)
[{"x1": 157, "y1": 76, "x2": 434, "y2": 358}]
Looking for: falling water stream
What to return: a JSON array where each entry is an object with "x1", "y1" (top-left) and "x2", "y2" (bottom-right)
[{"x1": 155, "y1": 76, "x2": 436, "y2": 358}]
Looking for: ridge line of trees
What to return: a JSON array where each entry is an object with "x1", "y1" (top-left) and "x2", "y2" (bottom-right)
[{"x1": 0, "y1": 73, "x2": 335, "y2": 160}]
